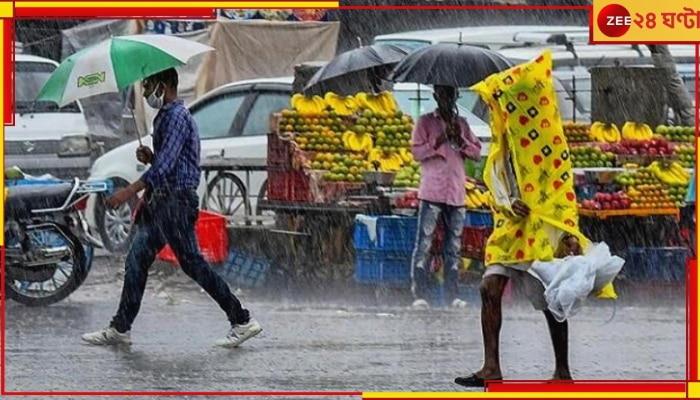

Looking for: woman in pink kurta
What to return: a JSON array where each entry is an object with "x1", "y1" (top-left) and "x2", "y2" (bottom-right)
[{"x1": 410, "y1": 85, "x2": 481, "y2": 308}]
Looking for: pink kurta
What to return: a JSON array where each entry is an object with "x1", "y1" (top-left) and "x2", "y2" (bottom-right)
[{"x1": 411, "y1": 110, "x2": 481, "y2": 206}]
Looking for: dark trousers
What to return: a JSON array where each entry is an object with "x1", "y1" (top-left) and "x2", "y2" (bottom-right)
[
  {"x1": 110, "y1": 190, "x2": 249, "y2": 333},
  {"x1": 410, "y1": 200, "x2": 465, "y2": 302}
]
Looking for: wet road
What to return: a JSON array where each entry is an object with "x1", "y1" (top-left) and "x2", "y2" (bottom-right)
[{"x1": 4, "y1": 257, "x2": 687, "y2": 397}]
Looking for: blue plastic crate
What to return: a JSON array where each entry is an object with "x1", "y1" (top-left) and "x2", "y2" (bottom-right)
[
  {"x1": 377, "y1": 217, "x2": 419, "y2": 252},
  {"x1": 464, "y1": 210, "x2": 494, "y2": 227},
  {"x1": 353, "y1": 217, "x2": 376, "y2": 251},
  {"x1": 354, "y1": 215, "x2": 418, "y2": 252},
  {"x1": 625, "y1": 247, "x2": 687, "y2": 282},
  {"x1": 354, "y1": 249, "x2": 412, "y2": 287},
  {"x1": 222, "y1": 250, "x2": 271, "y2": 288}
]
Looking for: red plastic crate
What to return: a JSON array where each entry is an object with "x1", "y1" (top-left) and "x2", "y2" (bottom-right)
[
  {"x1": 267, "y1": 133, "x2": 292, "y2": 168},
  {"x1": 267, "y1": 169, "x2": 312, "y2": 202},
  {"x1": 462, "y1": 226, "x2": 492, "y2": 259},
  {"x1": 157, "y1": 210, "x2": 229, "y2": 265},
  {"x1": 432, "y1": 224, "x2": 492, "y2": 259}
]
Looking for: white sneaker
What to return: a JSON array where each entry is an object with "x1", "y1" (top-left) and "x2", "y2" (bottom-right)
[
  {"x1": 411, "y1": 299, "x2": 430, "y2": 309},
  {"x1": 81, "y1": 327, "x2": 131, "y2": 346},
  {"x1": 215, "y1": 318, "x2": 263, "y2": 348},
  {"x1": 451, "y1": 298, "x2": 469, "y2": 308}
]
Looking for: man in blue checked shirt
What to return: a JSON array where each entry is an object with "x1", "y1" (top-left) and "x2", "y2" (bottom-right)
[{"x1": 82, "y1": 68, "x2": 262, "y2": 348}]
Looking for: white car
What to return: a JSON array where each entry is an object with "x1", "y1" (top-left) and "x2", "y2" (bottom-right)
[
  {"x1": 86, "y1": 77, "x2": 493, "y2": 253},
  {"x1": 373, "y1": 25, "x2": 590, "y2": 52},
  {"x1": 7, "y1": 46, "x2": 94, "y2": 179}
]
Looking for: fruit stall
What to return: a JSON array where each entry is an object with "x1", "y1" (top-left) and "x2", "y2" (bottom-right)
[
  {"x1": 565, "y1": 121, "x2": 695, "y2": 281},
  {"x1": 213, "y1": 79, "x2": 695, "y2": 291},
  {"x1": 227, "y1": 87, "x2": 496, "y2": 292},
  {"x1": 245, "y1": 91, "x2": 422, "y2": 278}
]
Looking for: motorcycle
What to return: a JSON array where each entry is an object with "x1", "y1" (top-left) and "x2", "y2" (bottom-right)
[{"x1": 4, "y1": 178, "x2": 110, "y2": 306}]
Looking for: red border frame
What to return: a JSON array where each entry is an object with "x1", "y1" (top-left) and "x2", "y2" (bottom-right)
[{"x1": 1, "y1": 2, "x2": 698, "y2": 397}]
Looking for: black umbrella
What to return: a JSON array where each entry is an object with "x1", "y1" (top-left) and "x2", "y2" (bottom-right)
[
  {"x1": 389, "y1": 43, "x2": 514, "y2": 88},
  {"x1": 304, "y1": 43, "x2": 409, "y2": 95}
]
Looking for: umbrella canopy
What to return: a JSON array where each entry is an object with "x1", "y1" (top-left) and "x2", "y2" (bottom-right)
[
  {"x1": 37, "y1": 34, "x2": 214, "y2": 107},
  {"x1": 389, "y1": 43, "x2": 514, "y2": 88},
  {"x1": 304, "y1": 43, "x2": 408, "y2": 95}
]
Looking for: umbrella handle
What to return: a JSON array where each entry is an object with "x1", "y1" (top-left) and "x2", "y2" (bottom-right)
[{"x1": 129, "y1": 106, "x2": 143, "y2": 147}]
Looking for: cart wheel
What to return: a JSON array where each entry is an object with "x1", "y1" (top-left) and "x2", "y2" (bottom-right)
[
  {"x1": 202, "y1": 172, "x2": 251, "y2": 217},
  {"x1": 255, "y1": 179, "x2": 277, "y2": 226}
]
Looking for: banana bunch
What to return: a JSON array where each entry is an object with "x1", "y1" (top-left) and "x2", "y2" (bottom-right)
[
  {"x1": 369, "y1": 148, "x2": 403, "y2": 171},
  {"x1": 324, "y1": 92, "x2": 359, "y2": 116},
  {"x1": 590, "y1": 121, "x2": 621, "y2": 143},
  {"x1": 291, "y1": 93, "x2": 327, "y2": 117},
  {"x1": 622, "y1": 122, "x2": 654, "y2": 141},
  {"x1": 399, "y1": 148, "x2": 414, "y2": 165},
  {"x1": 356, "y1": 91, "x2": 398, "y2": 115},
  {"x1": 342, "y1": 131, "x2": 373, "y2": 152},
  {"x1": 649, "y1": 161, "x2": 691, "y2": 186},
  {"x1": 464, "y1": 182, "x2": 493, "y2": 209}
]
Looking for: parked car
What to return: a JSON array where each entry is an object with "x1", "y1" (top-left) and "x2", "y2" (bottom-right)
[
  {"x1": 6, "y1": 45, "x2": 99, "y2": 179},
  {"x1": 86, "y1": 77, "x2": 493, "y2": 253},
  {"x1": 373, "y1": 25, "x2": 589, "y2": 52},
  {"x1": 495, "y1": 36, "x2": 696, "y2": 121}
]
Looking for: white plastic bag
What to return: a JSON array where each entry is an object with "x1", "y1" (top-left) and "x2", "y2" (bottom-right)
[{"x1": 528, "y1": 242, "x2": 624, "y2": 322}]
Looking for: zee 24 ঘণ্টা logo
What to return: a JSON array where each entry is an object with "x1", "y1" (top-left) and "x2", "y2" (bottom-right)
[{"x1": 597, "y1": 3, "x2": 700, "y2": 39}]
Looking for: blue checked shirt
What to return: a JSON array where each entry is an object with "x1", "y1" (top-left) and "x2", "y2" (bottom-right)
[{"x1": 141, "y1": 99, "x2": 201, "y2": 190}]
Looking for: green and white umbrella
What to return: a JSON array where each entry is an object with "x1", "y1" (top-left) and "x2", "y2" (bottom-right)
[{"x1": 37, "y1": 34, "x2": 214, "y2": 107}]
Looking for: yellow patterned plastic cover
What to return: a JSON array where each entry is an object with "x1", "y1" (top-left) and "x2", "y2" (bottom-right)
[{"x1": 471, "y1": 49, "x2": 615, "y2": 299}]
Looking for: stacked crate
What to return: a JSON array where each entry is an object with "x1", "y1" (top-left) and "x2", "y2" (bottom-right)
[
  {"x1": 352, "y1": 211, "x2": 495, "y2": 286},
  {"x1": 353, "y1": 216, "x2": 418, "y2": 287}
]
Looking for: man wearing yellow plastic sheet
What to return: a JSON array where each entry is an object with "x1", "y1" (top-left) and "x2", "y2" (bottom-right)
[{"x1": 455, "y1": 50, "x2": 620, "y2": 387}]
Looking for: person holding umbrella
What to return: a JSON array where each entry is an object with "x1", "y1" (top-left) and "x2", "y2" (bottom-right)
[
  {"x1": 81, "y1": 68, "x2": 262, "y2": 348},
  {"x1": 304, "y1": 43, "x2": 407, "y2": 96},
  {"x1": 410, "y1": 85, "x2": 481, "y2": 309}
]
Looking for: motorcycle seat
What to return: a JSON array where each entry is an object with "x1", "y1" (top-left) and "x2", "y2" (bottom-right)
[{"x1": 5, "y1": 183, "x2": 75, "y2": 219}]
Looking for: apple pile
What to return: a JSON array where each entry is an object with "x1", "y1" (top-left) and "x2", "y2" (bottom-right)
[
  {"x1": 579, "y1": 191, "x2": 631, "y2": 210},
  {"x1": 675, "y1": 144, "x2": 696, "y2": 168},
  {"x1": 563, "y1": 122, "x2": 591, "y2": 142},
  {"x1": 394, "y1": 190, "x2": 419, "y2": 209},
  {"x1": 570, "y1": 145, "x2": 615, "y2": 168},
  {"x1": 655, "y1": 125, "x2": 695, "y2": 143},
  {"x1": 609, "y1": 138, "x2": 675, "y2": 157}
]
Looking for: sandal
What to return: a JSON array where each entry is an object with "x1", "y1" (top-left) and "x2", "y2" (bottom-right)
[{"x1": 454, "y1": 374, "x2": 503, "y2": 388}]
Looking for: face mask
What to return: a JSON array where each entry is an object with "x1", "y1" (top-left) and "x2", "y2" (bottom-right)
[{"x1": 146, "y1": 83, "x2": 164, "y2": 109}]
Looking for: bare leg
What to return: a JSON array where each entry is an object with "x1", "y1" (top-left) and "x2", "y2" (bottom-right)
[
  {"x1": 544, "y1": 310, "x2": 572, "y2": 380},
  {"x1": 474, "y1": 274, "x2": 509, "y2": 379}
]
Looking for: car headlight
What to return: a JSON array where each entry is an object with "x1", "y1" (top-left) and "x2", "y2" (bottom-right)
[{"x1": 58, "y1": 135, "x2": 91, "y2": 157}]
